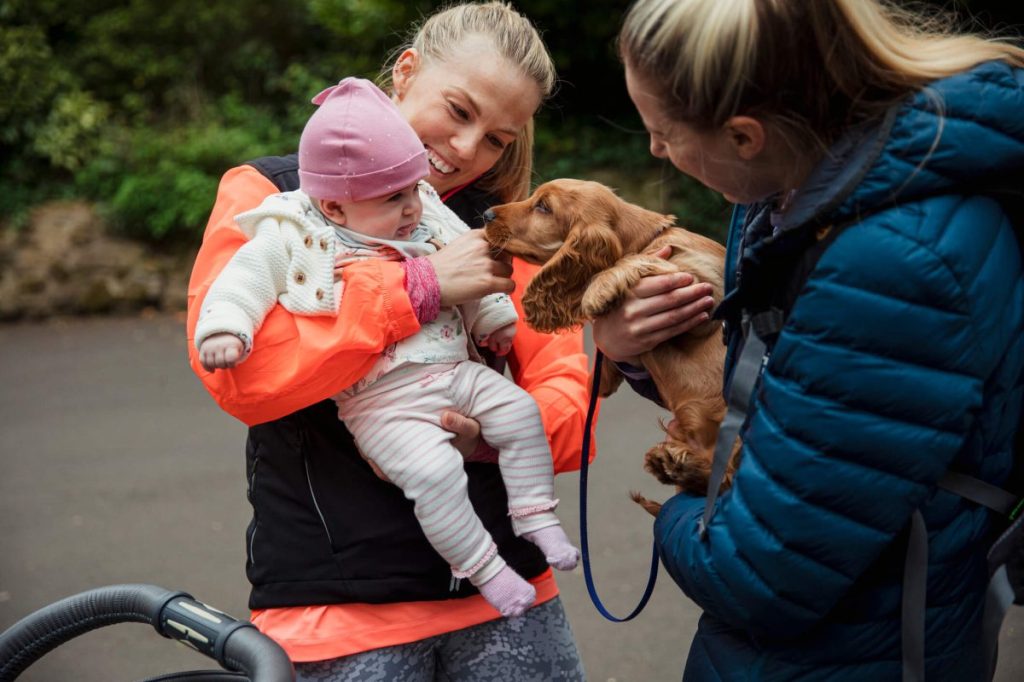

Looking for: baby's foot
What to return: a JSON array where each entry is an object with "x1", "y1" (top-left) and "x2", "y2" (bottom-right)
[
  {"x1": 524, "y1": 525, "x2": 579, "y2": 570},
  {"x1": 478, "y1": 566, "x2": 536, "y2": 617}
]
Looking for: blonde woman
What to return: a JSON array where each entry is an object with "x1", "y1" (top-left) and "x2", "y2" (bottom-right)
[
  {"x1": 597, "y1": 0, "x2": 1024, "y2": 679},
  {"x1": 185, "y1": 3, "x2": 635, "y2": 679}
]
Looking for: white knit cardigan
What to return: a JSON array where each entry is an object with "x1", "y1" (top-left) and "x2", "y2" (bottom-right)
[{"x1": 194, "y1": 182, "x2": 517, "y2": 355}]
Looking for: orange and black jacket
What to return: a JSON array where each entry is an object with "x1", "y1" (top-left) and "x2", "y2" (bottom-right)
[{"x1": 186, "y1": 155, "x2": 594, "y2": 608}]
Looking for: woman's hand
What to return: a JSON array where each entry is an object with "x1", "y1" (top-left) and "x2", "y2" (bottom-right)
[
  {"x1": 427, "y1": 231, "x2": 514, "y2": 307},
  {"x1": 440, "y1": 410, "x2": 490, "y2": 459},
  {"x1": 442, "y1": 410, "x2": 500, "y2": 463},
  {"x1": 592, "y1": 246, "x2": 716, "y2": 364},
  {"x1": 360, "y1": 411, "x2": 493, "y2": 483}
]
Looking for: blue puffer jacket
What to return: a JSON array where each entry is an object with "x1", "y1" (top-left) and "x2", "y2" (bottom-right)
[{"x1": 654, "y1": 61, "x2": 1024, "y2": 681}]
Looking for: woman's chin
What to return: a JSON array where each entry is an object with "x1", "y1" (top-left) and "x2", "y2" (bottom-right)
[{"x1": 428, "y1": 167, "x2": 463, "y2": 195}]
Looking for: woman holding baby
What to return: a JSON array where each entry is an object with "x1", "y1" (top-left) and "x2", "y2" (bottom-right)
[
  {"x1": 188, "y1": 3, "x2": 579, "y2": 680},
  {"x1": 187, "y1": 1, "x2": 719, "y2": 678}
]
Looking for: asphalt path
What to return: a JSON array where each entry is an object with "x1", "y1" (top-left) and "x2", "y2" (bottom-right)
[{"x1": 0, "y1": 315, "x2": 1020, "y2": 681}]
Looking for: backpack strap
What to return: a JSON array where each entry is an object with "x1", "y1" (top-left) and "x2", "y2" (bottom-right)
[
  {"x1": 902, "y1": 476, "x2": 1023, "y2": 682},
  {"x1": 934, "y1": 472, "x2": 1023, "y2": 681},
  {"x1": 901, "y1": 491, "x2": 1023, "y2": 682},
  {"x1": 938, "y1": 472, "x2": 1019, "y2": 517},
  {"x1": 984, "y1": 515, "x2": 1024, "y2": 679},
  {"x1": 701, "y1": 222, "x2": 850, "y2": 537},
  {"x1": 902, "y1": 510, "x2": 929, "y2": 682},
  {"x1": 699, "y1": 310, "x2": 780, "y2": 537}
]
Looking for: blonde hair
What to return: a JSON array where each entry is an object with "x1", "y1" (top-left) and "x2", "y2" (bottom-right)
[
  {"x1": 380, "y1": 2, "x2": 556, "y2": 202},
  {"x1": 618, "y1": 0, "x2": 1024, "y2": 148}
]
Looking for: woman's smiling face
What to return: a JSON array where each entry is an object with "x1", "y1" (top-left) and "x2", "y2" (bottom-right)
[{"x1": 391, "y1": 36, "x2": 540, "y2": 196}]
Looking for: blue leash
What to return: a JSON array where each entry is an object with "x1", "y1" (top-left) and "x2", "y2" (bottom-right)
[{"x1": 578, "y1": 350, "x2": 660, "y2": 622}]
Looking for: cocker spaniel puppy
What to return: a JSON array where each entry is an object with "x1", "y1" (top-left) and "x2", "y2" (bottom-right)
[{"x1": 484, "y1": 178, "x2": 735, "y2": 515}]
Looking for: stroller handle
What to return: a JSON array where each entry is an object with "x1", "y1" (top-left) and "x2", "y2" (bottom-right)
[{"x1": 0, "y1": 584, "x2": 293, "y2": 682}]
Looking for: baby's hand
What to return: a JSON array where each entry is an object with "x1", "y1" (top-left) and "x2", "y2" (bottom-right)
[
  {"x1": 199, "y1": 333, "x2": 245, "y2": 371},
  {"x1": 480, "y1": 323, "x2": 516, "y2": 356}
]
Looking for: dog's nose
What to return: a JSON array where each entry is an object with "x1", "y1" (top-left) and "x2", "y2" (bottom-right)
[{"x1": 482, "y1": 208, "x2": 496, "y2": 223}]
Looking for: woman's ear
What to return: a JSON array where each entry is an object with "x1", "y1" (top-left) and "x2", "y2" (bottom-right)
[
  {"x1": 392, "y1": 48, "x2": 421, "y2": 99},
  {"x1": 724, "y1": 116, "x2": 766, "y2": 160}
]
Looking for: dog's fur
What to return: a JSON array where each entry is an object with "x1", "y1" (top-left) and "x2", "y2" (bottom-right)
[{"x1": 484, "y1": 179, "x2": 737, "y2": 515}]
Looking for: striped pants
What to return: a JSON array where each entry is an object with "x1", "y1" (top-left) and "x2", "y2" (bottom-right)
[{"x1": 334, "y1": 361, "x2": 559, "y2": 585}]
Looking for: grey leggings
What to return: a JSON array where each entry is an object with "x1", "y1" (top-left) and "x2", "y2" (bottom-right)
[{"x1": 293, "y1": 597, "x2": 585, "y2": 681}]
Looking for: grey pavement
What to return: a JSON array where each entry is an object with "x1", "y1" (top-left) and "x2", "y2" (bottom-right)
[{"x1": 0, "y1": 315, "x2": 1020, "y2": 681}]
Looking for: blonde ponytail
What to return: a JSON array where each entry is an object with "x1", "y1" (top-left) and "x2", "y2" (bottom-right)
[{"x1": 619, "y1": 0, "x2": 1024, "y2": 146}]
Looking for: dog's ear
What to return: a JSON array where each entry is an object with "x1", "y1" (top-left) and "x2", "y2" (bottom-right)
[
  {"x1": 523, "y1": 222, "x2": 623, "y2": 333},
  {"x1": 522, "y1": 246, "x2": 586, "y2": 333},
  {"x1": 598, "y1": 355, "x2": 625, "y2": 397}
]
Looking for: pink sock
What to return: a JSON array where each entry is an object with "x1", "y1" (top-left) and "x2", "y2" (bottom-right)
[
  {"x1": 477, "y1": 566, "x2": 536, "y2": 617},
  {"x1": 524, "y1": 525, "x2": 579, "y2": 570}
]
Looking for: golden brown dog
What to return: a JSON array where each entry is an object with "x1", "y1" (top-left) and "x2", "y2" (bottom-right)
[{"x1": 484, "y1": 178, "x2": 736, "y2": 515}]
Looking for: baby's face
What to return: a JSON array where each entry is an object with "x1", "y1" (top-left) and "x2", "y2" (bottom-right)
[{"x1": 338, "y1": 182, "x2": 424, "y2": 241}]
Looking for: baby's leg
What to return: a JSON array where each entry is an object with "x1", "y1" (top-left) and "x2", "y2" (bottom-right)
[
  {"x1": 448, "y1": 362, "x2": 579, "y2": 571},
  {"x1": 337, "y1": 367, "x2": 535, "y2": 616}
]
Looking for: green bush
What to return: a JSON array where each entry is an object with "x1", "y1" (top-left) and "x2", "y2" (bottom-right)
[
  {"x1": 3, "y1": 0, "x2": 1011, "y2": 244},
  {"x1": 32, "y1": 91, "x2": 110, "y2": 172},
  {"x1": 76, "y1": 99, "x2": 301, "y2": 243},
  {"x1": 534, "y1": 118, "x2": 731, "y2": 242},
  {"x1": 0, "y1": 0, "x2": 424, "y2": 239},
  {"x1": 0, "y1": 24, "x2": 65, "y2": 147}
]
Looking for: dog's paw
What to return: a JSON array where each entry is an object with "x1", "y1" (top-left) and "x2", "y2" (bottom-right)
[
  {"x1": 642, "y1": 442, "x2": 688, "y2": 486},
  {"x1": 580, "y1": 281, "x2": 622, "y2": 319},
  {"x1": 644, "y1": 440, "x2": 714, "y2": 496}
]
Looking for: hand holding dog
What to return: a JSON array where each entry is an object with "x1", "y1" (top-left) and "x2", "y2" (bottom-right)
[
  {"x1": 482, "y1": 178, "x2": 730, "y2": 508},
  {"x1": 592, "y1": 245, "x2": 716, "y2": 364}
]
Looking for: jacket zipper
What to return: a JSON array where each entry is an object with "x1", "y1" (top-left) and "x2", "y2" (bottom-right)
[
  {"x1": 303, "y1": 451, "x2": 334, "y2": 549},
  {"x1": 248, "y1": 457, "x2": 260, "y2": 565}
]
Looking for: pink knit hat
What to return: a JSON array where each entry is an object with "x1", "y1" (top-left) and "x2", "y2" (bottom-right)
[{"x1": 298, "y1": 77, "x2": 429, "y2": 202}]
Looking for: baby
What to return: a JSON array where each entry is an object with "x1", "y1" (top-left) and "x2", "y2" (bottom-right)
[{"x1": 194, "y1": 78, "x2": 578, "y2": 617}]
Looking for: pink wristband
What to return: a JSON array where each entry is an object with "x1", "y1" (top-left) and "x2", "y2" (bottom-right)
[{"x1": 400, "y1": 257, "x2": 441, "y2": 323}]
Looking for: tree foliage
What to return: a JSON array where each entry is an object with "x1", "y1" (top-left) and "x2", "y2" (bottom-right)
[{"x1": 1, "y1": 0, "x2": 1020, "y2": 242}]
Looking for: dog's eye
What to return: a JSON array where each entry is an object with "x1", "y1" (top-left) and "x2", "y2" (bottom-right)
[{"x1": 533, "y1": 200, "x2": 550, "y2": 214}]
